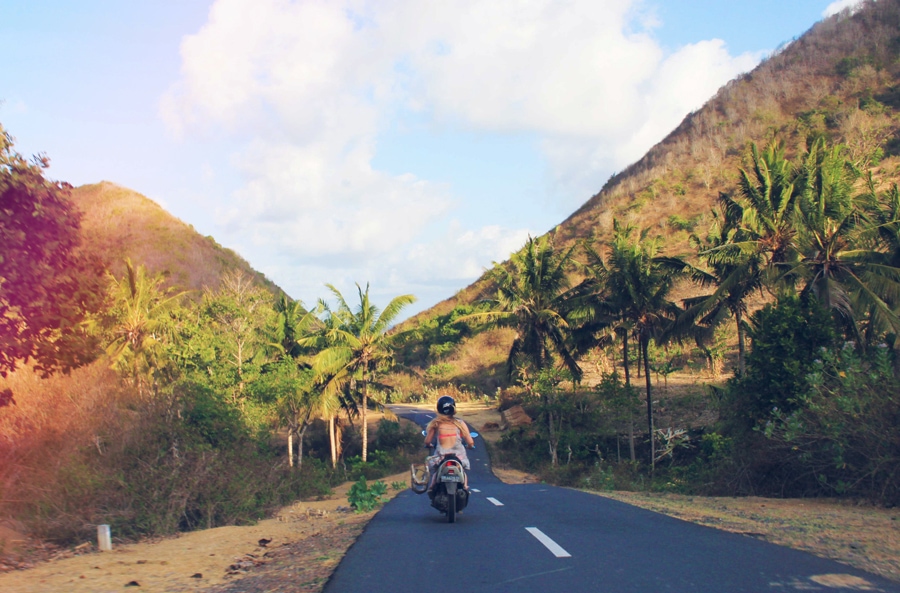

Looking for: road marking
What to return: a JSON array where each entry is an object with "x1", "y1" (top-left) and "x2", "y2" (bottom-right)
[
  {"x1": 496, "y1": 566, "x2": 573, "y2": 585},
  {"x1": 425, "y1": 414, "x2": 433, "y2": 419},
  {"x1": 486, "y1": 497, "x2": 504, "y2": 506},
  {"x1": 470, "y1": 488, "x2": 481, "y2": 493},
  {"x1": 525, "y1": 527, "x2": 571, "y2": 558}
]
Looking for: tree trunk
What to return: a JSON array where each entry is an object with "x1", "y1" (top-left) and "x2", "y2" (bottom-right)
[
  {"x1": 361, "y1": 379, "x2": 369, "y2": 462},
  {"x1": 288, "y1": 428, "x2": 294, "y2": 468},
  {"x1": 736, "y1": 309, "x2": 746, "y2": 376},
  {"x1": 642, "y1": 335, "x2": 655, "y2": 472},
  {"x1": 547, "y1": 408, "x2": 558, "y2": 466},
  {"x1": 623, "y1": 333, "x2": 636, "y2": 462},
  {"x1": 329, "y1": 416, "x2": 337, "y2": 468},
  {"x1": 297, "y1": 421, "x2": 308, "y2": 469}
]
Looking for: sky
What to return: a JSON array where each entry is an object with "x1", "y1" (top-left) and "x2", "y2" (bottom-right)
[{"x1": 1, "y1": 0, "x2": 861, "y2": 319}]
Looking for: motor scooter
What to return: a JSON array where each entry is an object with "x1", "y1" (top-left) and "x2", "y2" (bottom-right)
[{"x1": 410, "y1": 431, "x2": 478, "y2": 523}]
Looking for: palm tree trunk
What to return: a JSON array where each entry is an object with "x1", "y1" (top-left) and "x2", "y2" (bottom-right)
[
  {"x1": 297, "y1": 421, "x2": 308, "y2": 469},
  {"x1": 623, "y1": 333, "x2": 636, "y2": 462},
  {"x1": 547, "y1": 408, "x2": 558, "y2": 466},
  {"x1": 735, "y1": 309, "x2": 746, "y2": 376},
  {"x1": 288, "y1": 428, "x2": 294, "y2": 468},
  {"x1": 361, "y1": 379, "x2": 369, "y2": 462},
  {"x1": 641, "y1": 335, "x2": 655, "y2": 472},
  {"x1": 329, "y1": 416, "x2": 337, "y2": 468}
]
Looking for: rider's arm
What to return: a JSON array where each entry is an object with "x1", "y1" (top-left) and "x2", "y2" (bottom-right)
[
  {"x1": 460, "y1": 422, "x2": 475, "y2": 448},
  {"x1": 424, "y1": 421, "x2": 436, "y2": 447}
]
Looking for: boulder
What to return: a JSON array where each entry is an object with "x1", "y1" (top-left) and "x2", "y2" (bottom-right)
[{"x1": 500, "y1": 405, "x2": 532, "y2": 429}]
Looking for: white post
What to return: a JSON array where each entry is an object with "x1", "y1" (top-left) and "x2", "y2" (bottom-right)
[{"x1": 97, "y1": 524, "x2": 112, "y2": 551}]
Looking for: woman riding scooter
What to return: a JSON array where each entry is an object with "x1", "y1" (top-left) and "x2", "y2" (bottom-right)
[{"x1": 424, "y1": 396, "x2": 475, "y2": 489}]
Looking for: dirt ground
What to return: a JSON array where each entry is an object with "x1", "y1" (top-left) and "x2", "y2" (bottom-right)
[
  {"x1": 0, "y1": 472, "x2": 408, "y2": 593},
  {"x1": 2, "y1": 403, "x2": 899, "y2": 591}
]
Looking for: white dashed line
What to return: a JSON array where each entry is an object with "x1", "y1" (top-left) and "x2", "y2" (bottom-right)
[
  {"x1": 470, "y1": 488, "x2": 481, "y2": 493},
  {"x1": 525, "y1": 527, "x2": 571, "y2": 558},
  {"x1": 486, "y1": 497, "x2": 504, "y2": 506}
]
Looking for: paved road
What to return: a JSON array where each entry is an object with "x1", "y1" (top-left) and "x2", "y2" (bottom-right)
[{"x1": 324, "y1": 407, "x2": 900, "y2": 593}]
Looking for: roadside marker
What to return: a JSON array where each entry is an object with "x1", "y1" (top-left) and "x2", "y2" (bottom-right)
[
  {"x1": 525, "y1": 527, "x2": 571, "y2": 558},
  {"x1": 486, "y1": 497, "x2": 504, "y2": 506}
]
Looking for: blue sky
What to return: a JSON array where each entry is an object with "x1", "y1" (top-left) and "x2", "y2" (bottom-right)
[{"x1": 1, "y1": 0, "x2": 859, "y2": 318}]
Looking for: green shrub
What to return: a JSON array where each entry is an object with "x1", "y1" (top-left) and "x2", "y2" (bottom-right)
[
  {"x1": 724, "y1": 295, "x2": 838, "y2": 432},
  {"x1": 347, "y1": 477, "x2": 388, "y2": 512},
  {"x1": 762, "y1": 346, "x2": 900, "y2": 504}
]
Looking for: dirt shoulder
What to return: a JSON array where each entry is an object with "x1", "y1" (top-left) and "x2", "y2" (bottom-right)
[
  {"x1": 593, "y1": 490, "x2": 900, "y2": 584},
  {"x1": 0, "y1": 472, "x2": 408, "y2": 593},
  {"x1": 4, "y1": 404, "x2": 899, "y2": 590}
]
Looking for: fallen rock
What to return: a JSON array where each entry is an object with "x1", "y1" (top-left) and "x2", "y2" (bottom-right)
[{"x1": 501, "y1": 405, "x2": 532, "y2": 428}]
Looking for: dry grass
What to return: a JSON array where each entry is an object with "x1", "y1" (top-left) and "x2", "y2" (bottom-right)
[
  {"x1": 72, "y1": 182, "x2": 278, "y2": 296},
  {"x1": 0, "y1": 472, "x2": 409, "y2": 593},
  {"x1": 594, "y1": 491, "x2": 900, "y2": 584}
]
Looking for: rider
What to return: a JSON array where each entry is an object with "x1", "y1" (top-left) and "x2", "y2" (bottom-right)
[{"x1": 424, "y1": 396, "x2": 475, "y2": 489}]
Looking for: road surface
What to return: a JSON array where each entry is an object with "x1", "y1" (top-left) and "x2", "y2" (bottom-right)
[{"x1": 324, "y1": 407, "x2": 899, "y2": 593}]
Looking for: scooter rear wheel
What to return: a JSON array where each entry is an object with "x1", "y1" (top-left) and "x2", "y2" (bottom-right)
[{"x1": 447, "y1": 489, "x2": 457, "y2": 523}]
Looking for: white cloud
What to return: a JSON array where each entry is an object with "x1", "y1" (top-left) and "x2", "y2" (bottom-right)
[
  {"x1": 823, "y1": 0, "x2": 863, "y2": 17},
  {"x1": 161, "y1": 0, "x2": 765, "y2": 307},
  {"x1": 405, "y1": 222, "x2": 533, "y2": 282}
]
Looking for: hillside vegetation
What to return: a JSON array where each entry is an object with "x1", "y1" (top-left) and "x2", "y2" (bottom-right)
[
  {"x1": 3, "y1": 0, "x2": 900, "y2": 551},
  {"x1": 399, "y1": 1, "x2": 900, "y2": 390},
  {"x1": 72, "y1": 181, "x2": 279, "y2": 296},
  {"x1": 391, "y1": 0, "x2": 900, "y2": 503}
]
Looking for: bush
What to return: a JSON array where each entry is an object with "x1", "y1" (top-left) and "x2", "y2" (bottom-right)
[
  {"x1": 347, "y1": 477, "x2": 388, "y2": 512},
  {"x1": 724, "y1": 295, "x2": 838, "y2": 432},
  {"x1": 371, "y1": 418, "x2": 419, "y2": 452},
  {"x1": 762, "y1": 346, "x2": 900, "y2": 504}
]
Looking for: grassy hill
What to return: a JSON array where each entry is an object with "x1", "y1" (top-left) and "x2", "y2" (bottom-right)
[
  {"x1": 397, "y1": 0, "x2": 900, "y2": 392},
  {"x1": 71, "y1": 181, "x2": 281, "y2": 296}
]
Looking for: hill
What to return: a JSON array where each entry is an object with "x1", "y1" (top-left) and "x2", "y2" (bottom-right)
[
  {"x1": 70, "y1": 181, "x2": 281, "y2": 296},
  {"x1": 399, "y1": 0, "x2": 900, "y2": 383}
]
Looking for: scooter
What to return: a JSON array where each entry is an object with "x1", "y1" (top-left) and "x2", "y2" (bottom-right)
[{"x1": 410, "y1": 431, "x2": 478, "y2": 523}]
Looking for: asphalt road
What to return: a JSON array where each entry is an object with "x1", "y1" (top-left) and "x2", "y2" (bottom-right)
[{"x1": 323, "y1": 407, "x2": 900, "y2": 593}]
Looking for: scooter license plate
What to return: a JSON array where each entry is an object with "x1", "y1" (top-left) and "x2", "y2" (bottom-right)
[{"x1": 441, "y1": 475, "x2": 462, "y2": 482}]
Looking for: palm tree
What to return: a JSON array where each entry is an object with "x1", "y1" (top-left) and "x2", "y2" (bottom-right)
[
  {"x1": 465, "y1": 235, "x2": 582, "y2": 383},
  {"x1": 94, "y1": 259, "x2": 186, "y2": 397},
  {"x1": 721, "y1": 139, "x2": 803, "y2": 276},
  {"x1": 785, "y1": 141, "x2": 900, "y2": 342},
  {"x1": 586, "y1": 221, "x2": 685, "y2": 468},
  {"x1": 683, "y1": 207, "x2": 766, "y2": 376},
  {"x1": 310, "y1": 283, "x2": 415, "y2": 462}
]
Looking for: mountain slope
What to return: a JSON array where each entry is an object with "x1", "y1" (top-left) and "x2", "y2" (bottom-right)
[
  {"x1": 71, "y1": 181, "x2": 280, "y2": 296},
  {"x1": 395, "y1": 1, "x2": 900, "y2": 391},
  {"x1": 412, "y1": 0, "x2": 900, "y2": 322}
]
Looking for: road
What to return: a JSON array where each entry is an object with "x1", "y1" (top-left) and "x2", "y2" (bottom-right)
[{"x1": 324, "y1": 407, "x2": 900, "y2": 593}]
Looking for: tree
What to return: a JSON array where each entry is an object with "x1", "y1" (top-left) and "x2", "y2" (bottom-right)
[
  {"x1": 785, "y1": 141, "x2": 900, "y2": 342},
  {"x1": 721, "y1": 139, "x2": 803, "y2": 274},
  {"x1": 0, "y1": 125, "x2": 104, "y2": 377},
  {"x1": 90, "y1": 259, "x2": 185, "y2": 397},
  {"x1": 684, "y1": 207, "x2": 766, "y2": 376},
  {"x1": 309, "y1": 283, "x2": 415, "y2": 462},
  {"x1": 199, "y1": 271, "x2": 275, "y2": 409},
  {"x1": 466, "y1": 235, "x2": 582, "y2": 383},
  {"x1": 585, "y1": 221, "x2": 685, "y2": 468}
]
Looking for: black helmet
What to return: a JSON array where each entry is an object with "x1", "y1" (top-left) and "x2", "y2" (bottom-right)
[{"x1": 437, "y1": 395, "x2": 456, "y2": 416}]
